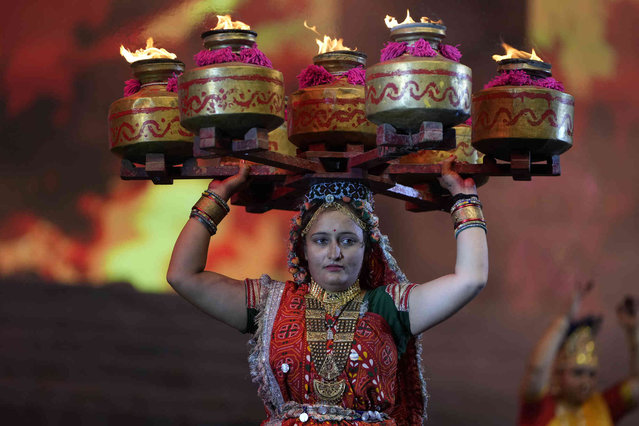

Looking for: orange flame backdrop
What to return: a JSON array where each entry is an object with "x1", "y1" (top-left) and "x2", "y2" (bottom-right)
[{"x1": 0, "y1": 0, "x2": 638, "y2": 423}]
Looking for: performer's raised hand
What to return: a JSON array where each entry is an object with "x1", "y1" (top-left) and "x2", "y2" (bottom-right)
[
  {"x1": 437, "y1": 155, "x2": 477, "y2": 195},
  {"x1": 568, "y1": 280, "x2": 594, "y2": 320},
  {"x1": 208, "y1": 160, "x2": 251, "y2": 201},
  {"x1": 616, "y1": 295, "x2": 637, "y2": 333}
]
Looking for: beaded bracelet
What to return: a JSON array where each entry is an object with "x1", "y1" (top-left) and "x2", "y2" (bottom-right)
[
  {"x1": 203, "y1": 190, "x2": 230, "y2": 212},
  {"x1": 454, "y1": 221, "x2": 487, "y2": 239},
  {"x1": 190, "y1": 208, "x2": 218, "y2": 235},
  {"x1": 447, "y1": 193, "x2": 480, "y2": 212}
]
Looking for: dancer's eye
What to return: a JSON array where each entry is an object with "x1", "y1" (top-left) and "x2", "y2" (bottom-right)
[
  {"x1": 312, "y1": 238, "x2": 329, "y2": 246},
  {"x1": 340, "y1": 237, "x2": 357, "y2": 246}
]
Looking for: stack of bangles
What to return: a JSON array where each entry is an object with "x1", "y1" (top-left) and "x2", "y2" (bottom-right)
[
  {"x1": 190, "y1": 189, "x2": 230, "y2": 236},
  {"x1": 450, "y1": 194, "x2": 487, "y2": 239}
]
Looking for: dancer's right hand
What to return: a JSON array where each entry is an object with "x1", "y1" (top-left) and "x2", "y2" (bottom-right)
[{"x1": 208, "y1": 160, "x2": 251, "y2": 201}]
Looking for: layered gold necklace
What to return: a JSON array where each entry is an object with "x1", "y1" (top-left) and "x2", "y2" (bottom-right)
[
  {"x1": 309, "y1": 279, "x2": 362, "y2": 314},
  {"x1": 306, "y1": 279, "x2": 364, "y2": 404}
]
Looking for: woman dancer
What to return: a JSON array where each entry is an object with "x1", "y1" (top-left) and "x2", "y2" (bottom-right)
[{"x1": 167, "y1": 156, "x2": 488, "y2": 424}]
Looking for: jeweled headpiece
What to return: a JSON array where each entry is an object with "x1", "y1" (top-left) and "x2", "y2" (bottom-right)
[
  {"x1": 301, "y1": 181, "x2": 372, "y2": 236},
  {"x1": 305, "y1": 181, "x2": 374, "y2": 205},
  {"x1": 557, "y1": 317, "x2": 601, "y2": 369}
]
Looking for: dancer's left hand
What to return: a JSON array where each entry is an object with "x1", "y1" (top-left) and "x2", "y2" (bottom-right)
[{"x1": 437, "y1": 155, "x2": 477, "y2": 195}]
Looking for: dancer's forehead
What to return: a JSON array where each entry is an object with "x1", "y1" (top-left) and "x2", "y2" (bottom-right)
[{"x1": 306, "y1": 208, "x2": 364, "y2": 237}]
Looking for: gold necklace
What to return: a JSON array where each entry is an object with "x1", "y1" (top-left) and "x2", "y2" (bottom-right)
[
  {"x1": 305, "y1": 280, "x2": 364, "y2": 405},
  {"x1": 309, "y1": 279, "x2": 361, "y2": 314}
]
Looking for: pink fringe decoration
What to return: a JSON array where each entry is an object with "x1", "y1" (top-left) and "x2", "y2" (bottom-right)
[
  {"x1": 464, "y1": 117, "x2": 472, "y2": 126},
  {"x1": 484, "y1": 70, "x2": 533, "y2": 89},
  {"x1": 238, "y1": 46, "x2": 273, "y2": 68},
  {"x1": 484, "y1": 70, "x2": 566, "y2": 92},
  {"x1": 439, "y1": 44, "x2": 462, "y2": 62},
  {"x1": 166, "y1": 72, "x2": 182, "y2": 93},
  {"x1": 194, "y1": 48, "x2": 238, "y2": 66},
  {"x1": 297, "y1": 64, "x2": 336, "y2": 89},
  {"x1": 123, "y1": 79, "x2": 141, "y2": 96},
  {"x1": 408, "y1": 39, "x2": 437, "y2": 57},
  {"x1": 194, "y1": 47, "x2": 273, "y2": 68},
  {"x1": 535, "y1": 77, "x2": 565, "y2": 92},
  {"x1": 344, "y1": 66, "x2": 366, "y2": 86},
  {"x1": 380, "y1": 41, "x2": 408, "y2": 61}
]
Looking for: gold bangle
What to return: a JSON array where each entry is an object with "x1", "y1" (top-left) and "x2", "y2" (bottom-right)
[
  {"x1": 452, "y1": 205, "x2": 484, "y2": 228},
  {"x1": 203, "y1": 190, "x2": 230, "y2": 212},
  {"x1": 193, "y1": 196, "x2": 228, "y2": 226}
]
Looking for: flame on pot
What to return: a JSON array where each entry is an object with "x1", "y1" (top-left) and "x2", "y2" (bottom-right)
[
  {"x1": 384, "y1": 9, "x2": 442, "y2": 28},
  {"x1": 212, "y1": 14, "x2": 250, "y2": 30},
  {"x1": 304, "y1": 21, "x2": 354, "y2": 54},
  {"x1": 492, "y1": 42, "x2": 544, "y2": 62},
  {"x1": 120, "y1": 38, "x2": 177, "y2": 63}
]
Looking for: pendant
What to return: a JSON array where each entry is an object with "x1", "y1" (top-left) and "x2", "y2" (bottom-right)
[
  {"x1": 327, "y1": 328, "x2": 334, "y2": 340},
  {"x1": 313, "y1": 378, "x2": 346, "y2": 404},
  {"x1": 318, "y1": 352, "x2": 341, "y2": 380}
]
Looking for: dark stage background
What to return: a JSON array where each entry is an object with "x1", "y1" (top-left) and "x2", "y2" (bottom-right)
[{"x1": 1, "y1": 0, "x2": 638, "y2": 424}]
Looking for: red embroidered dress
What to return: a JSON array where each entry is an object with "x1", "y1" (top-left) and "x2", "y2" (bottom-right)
[{"x1": 245, "y1": 276, "x2": 424, "y2": 425}]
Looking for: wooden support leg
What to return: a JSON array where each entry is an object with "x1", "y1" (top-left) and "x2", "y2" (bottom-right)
[
  {"x1": 376, "y1": 123, "x2": 402, "y2": 146},
  {"x1": 194, "y1": 127, "x2": 230, "y2": 158},
  {"x1": 180, "y1": 157, "x2": 199, "y2": 176},
  {"x1": 511, "y1": 151, "x2": 532, "y2": 181},
  {"x1": 120, "y1": 159, "x2": 138, "y2": 179},
  {"x1": 232, "y1": 127, "x2": 269, "y2": 152},
  {"x1": 145, "y1": 153, "x2": 173, "y2": 185},
  {"x1": 412, "y1": 121, "x2": 444, "y2": 150},
  {"x1": 549, "y1": 155, "x2": 561, "y2": 176}
]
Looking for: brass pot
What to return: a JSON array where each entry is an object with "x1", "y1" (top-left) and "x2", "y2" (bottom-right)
[
  {"x1": 269, "y1": 118, "x2": 298, "y2": 156},
  {"x1": 288, "y1": 51, "x2": 376, "y2": 149},
  {"x1": 108, "y1": 59, "x2": 194, "y2": 165},
  {"x1": 398, "y1": 124, "x2": 488, "y2": 187},
  {"x1": 366, "y1": 23, "x2": 472, "y2": 133},
  {"x1": 472, "y1": 59, "x2": 574, "y2": 161},
  {"x1": 178, "y1": 29, "x2": 285, "y2": 138}
]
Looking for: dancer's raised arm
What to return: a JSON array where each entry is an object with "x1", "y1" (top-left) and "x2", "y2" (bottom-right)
[
  {"x1": 166, "y1": 164, "x2": 251, "y2": 331},
  {"x1": 408, "y1": 155, "x2": 489, "y2": 335}
]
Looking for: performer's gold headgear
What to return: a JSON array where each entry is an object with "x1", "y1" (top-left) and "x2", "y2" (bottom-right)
[{"x1": 556, "y1": 318, "x2": 601, "y2": 369}]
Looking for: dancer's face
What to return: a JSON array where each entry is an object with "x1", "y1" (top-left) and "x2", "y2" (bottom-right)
[
  {"x1": 304, "y1": 209, "x2": 365, "y2": 292},
  {"x1": 556, "y1": 365, "x2": 598, "y2": 405}
]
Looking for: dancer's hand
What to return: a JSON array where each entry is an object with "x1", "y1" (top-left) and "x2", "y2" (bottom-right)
[
  {"x1": 568, "y1": 280, "x2": 594, "y2": 320},
  {"x1": 208, "y1": 160, "x2": 251, "y2": 201},
  {"x1": 617, "y1": 296, "x2": 637, "y2": 334},
  {"x1": 438, "y1": 155, "x2": 477, "y2": 196}
]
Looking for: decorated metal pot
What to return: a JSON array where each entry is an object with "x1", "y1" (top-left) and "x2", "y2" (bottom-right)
[
  {"x1": 288, "y1": 51, "x2": 376, "y2": 150},
  {"x1": 269, "y1": 118, "x2": 298, "y2": 157},
  {"x1": 178, "y1": 29, "x2": 285, "y2": 138},
  {"x1": 472, "y1": 59, "x2": 574, "y2": 161},
  {"x1": 108, "y1": 59, "x2": 194, "y2": 165},
  {"x1": 398, "y1": 123, "x2": 488, "y2": 187},
  {"x1": 365, "y1": 23, "x2": 472, "y2": 133}
]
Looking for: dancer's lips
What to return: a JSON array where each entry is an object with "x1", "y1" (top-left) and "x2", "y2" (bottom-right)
[{"x1": 324, "y1": 264, "x2": 344, "y2": 272}]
